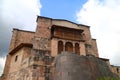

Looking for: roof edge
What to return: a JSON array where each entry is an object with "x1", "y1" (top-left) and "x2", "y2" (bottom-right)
[
  {"x1": 92, "y1": 38, "x2": 97, "y2": 40},
  {"x1": 99, "y1": 57, "x2": 109, "y2": 61},
  {"x1": 9, "y1": 43, "x2": 33, "y2": 55},
  {"x1": 13, "y1": 28, "x2": 35, "y2": 33},
  {"x1": 36, "y1": 16, "x2": 90, "y2": 28},
  {"x1": 36, "y1": 16, "x2": 52, "y2": 22}
]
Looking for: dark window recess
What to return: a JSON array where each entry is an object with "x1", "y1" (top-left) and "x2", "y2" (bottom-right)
[
  {"x1": 117, "y1": 68, "x2": 119, "y2": 73},
  {"x1": 75, "y1": 43, "x2": 80, "y2": 54},
  {"x1": 15, "y1": 55, "x2": 18, "y2": 62},
  {"x1": 33, "y1": 66, "x2": 37, "y2": 69},
  {"x1": 33, "y1": 64, "x2": 37, "y2": 69},
  {"x1": 58, "y1": 41, "x2": 63, "y2": 54},
  {"x1": 65, "y1": 42, "x2": 73, "y2": 52}
]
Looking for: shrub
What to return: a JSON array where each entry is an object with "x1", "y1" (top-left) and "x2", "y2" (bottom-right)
[{"x1": 97, "y1": 76, "x2": 120, "y2": 80}]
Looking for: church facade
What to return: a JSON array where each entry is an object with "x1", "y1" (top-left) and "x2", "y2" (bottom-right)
[{"x1": 1, "y1": 16, "x2": 120, "y2": 80}]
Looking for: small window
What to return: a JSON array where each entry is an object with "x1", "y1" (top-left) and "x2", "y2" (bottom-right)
[
  {"x1": 117, "y1": 68, "x2": 119, "y2": 73},
  {"x1": 58, "y1": 41, "x2": 63, "y2": 54},
  {"x1": 15, "y1": 55, "x2": 18, "y2": 62}
]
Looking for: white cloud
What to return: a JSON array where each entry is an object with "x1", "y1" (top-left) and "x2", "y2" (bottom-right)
[
  {"x1": 1, "y1": 0, "x2": 41, "y2": 31},
  {"x1": 0, "y1": 57, "x2": 6, "y2": 76},
  {"x1": 76, "y1": 0, "x2": 120, "y2": 66}
]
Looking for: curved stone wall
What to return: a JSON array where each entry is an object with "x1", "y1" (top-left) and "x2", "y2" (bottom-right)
[{"x1": 54, "y1": 52, "x2": 118, "y2": 80}]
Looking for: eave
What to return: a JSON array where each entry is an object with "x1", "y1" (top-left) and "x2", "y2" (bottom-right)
[
  {"x1": 99, "y1": 57, "x2": 109, "y2": 61},
  {"x1": 9, "y1": 43, "x2": 33, "y2": 55},
  {"x1": 52, "y1": 25, "x2": 84, "y2": 33}
]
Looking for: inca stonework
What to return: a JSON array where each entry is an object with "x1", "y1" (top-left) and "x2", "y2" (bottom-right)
[{"x1": 1, "y1": 16, "x2": 120, "y2": 80}]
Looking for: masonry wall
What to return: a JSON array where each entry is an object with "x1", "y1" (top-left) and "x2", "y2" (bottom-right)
[
  {"x1": 9, "y1": 29, "x2": 35, "y2": 52},
  {"x1": 9, "y1": 48, "x2": 24, "y2": 73},
  {"x1": 110, "y1": 66, "x2": 120, "y2": 77},
  {"x1": 54, "y1": 52, "x2": 119, "y2": 80},
  {"x1": 78, "y1": 25, "x2": 97, "y2": 56},
  {"x1": 78, "y1": 25, "x2": 92, "y2": 45},
  {"x1": 51, "y1": 38, "x2": 58, "y2": 56},
  {"x1": 33, "y1": 17, "x2": 51, "y2": 52},
  {"x1": 3, "y1": 29, "x2": 35, "y2": 80},
  {"x1": 91, "y1": 39, "x2": 99, "y2": 57},
  {"x1": 7, "y1": 47, "x2": 30, "y2": 80},
  {"x1": 2, "y1": 54, "x2": 11, "y2": 80}
]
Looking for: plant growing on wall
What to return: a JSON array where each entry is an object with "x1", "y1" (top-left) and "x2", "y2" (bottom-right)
[{"x1": 97, "y1": 76, "x2": 120, "y2": 80}]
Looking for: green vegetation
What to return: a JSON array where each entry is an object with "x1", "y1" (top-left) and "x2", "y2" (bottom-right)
[{"x1": 97, "y1": 77, "x2": 120, "y2": 80}]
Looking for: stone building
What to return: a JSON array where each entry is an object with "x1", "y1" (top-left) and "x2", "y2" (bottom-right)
[{"x1": 1, "y1": 16, "x2": 120, "y2": 80}]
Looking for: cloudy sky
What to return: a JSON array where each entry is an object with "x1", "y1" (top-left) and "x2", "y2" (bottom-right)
[{"x1": 0, "y1": 0, "x2": 120, "y2": 75}]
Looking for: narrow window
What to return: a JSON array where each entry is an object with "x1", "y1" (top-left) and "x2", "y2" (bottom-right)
[
  {"x1": 117, "y1": 68, "x2": 119, "y2": 73},
  {"x1": 58, "y1": 41, "x2": 63, "y2": 54},
  {"x1": 75, "y1": 43, "x2": 80, "y2": 54},
  {"x1": 15, "y1": 55, "x2": 18, "y2": 62}
]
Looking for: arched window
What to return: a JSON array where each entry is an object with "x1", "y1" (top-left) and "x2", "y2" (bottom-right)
[
  {"x1": 65, "y1": 42, "x2": 73, "y2": 52},
  {"x1": 58, "y1": 41, "x2": 63, "y2": 54},
  {"x1": 75, "y1": 43, "x2": 80, "y2": 54}
]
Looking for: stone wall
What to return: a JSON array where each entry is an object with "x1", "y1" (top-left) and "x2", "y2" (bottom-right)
[
  {"x1": 91, "y1": 39, "x2": 99, "y2": 57},
  {"x1": 111, "y1": 66, "x2": 120, "y2": 77},
  {"x1": 9, "y1": 28, "x2": 35, "y2": 52},
  {"x1": 54, "y1": 52, "x2": 118, "y2": 80},
  {"x1": 33, "y1": 16, "x2": 52, "y2": 54},
  {"x1": 6, "y1": 47, "x2": 34, "y2": 80}
]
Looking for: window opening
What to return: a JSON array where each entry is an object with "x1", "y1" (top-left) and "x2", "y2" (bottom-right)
[
  {"x1": 58, "y1": 41, "x2": 63, "y2": 54},
  {"x1": 15, "y1": 55, "x2": 18, "y2": 62},
  {"x1": 75, "y1": 43, "x2": 80, "y2": 54},
  {"x1": 65, "y1": 42, "x2": 73, "y2": 52}
]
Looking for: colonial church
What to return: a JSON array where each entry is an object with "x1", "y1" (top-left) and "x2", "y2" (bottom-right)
[{"x1": 1, "y1": 16, "x2": 120, "y2": 80}]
